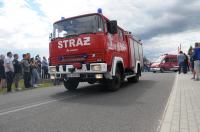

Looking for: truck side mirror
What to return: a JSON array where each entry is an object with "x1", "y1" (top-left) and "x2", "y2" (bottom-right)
[
  {"x1": 108, "y1": 20, "x2": 118, "y2": 34},
  {"x1": 162, "y1": 59, "x2": 166, "y2": 64},
  {"x1": 49, "y1": 33, "x2": 53, "y2": 40}
]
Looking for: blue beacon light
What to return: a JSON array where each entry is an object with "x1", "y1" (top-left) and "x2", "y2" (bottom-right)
[
  {"x1": 61, "y1": 17, "x2": 65, "y2": 20},
  {"x1": 97, "y1": 8, "x2": 102, "y2": 14}
]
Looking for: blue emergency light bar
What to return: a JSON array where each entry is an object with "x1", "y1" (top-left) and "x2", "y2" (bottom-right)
[{"x1": 97, "y1": 8, "x2": 102, "y2": 14}]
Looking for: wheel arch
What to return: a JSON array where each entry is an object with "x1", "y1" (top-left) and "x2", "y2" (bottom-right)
[
  {"x1": 135, "y1": 61, "x2": 141, "y2": 76},
  {"x1": 111, "y1": 57, "x2": 125, "y2": 76}
]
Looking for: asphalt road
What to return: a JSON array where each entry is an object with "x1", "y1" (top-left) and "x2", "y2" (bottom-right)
[{"x1": 0, "y1": 72, "x2": 176, "y2": 132}]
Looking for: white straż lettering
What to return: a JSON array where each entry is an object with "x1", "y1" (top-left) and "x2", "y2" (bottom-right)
[
  {"x1": 63, "y1": 40, "x2": 68, "y2": 48},
  {"x1": 83, "y1": 37, "x2": 90, "y2": 46},
  {"x1": 69, "y1": 39, "x2": 75, "y2": 47},
  {"x1": 58, "y1": 41, "x2": 63, "y2": 48},
  {"x1": 76, "y1": 38, "x2": 83, "y2": 46},
  {"x1": 58, "y1": 37, "x2": 91, "y2": 48}
]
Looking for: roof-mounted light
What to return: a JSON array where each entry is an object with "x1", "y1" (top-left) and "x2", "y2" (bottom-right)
[
  {"x1": 61, "y1": 17, "x2": 65, "y2": 20},
  {"x1": 97, "y1": 8, "x2": 102, "y2": 14}
]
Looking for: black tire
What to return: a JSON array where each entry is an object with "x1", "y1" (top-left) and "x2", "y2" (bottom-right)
[
  {"x1": 128, "y1": 66, "x2": 140, "y2": 83},
  {"x1": 64, "y1": 79, "x2": 79, "y2": 91},
  {"x1": 153, "y1": 71, "x2": 156, "y2": 73},
  {"x1": 106, "y1": 68, "x2": 121, "y2": 91},
  {"x1": 88, "y1": 80, "x2": 96, "y2": 84},
  {"x1": 160, "y1": 68, "x2": 164, "y2": 73}
]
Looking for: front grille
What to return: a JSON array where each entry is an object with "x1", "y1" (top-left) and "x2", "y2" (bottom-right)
[
  {"x1": 62, "y1": 65, "x2": 66, "y2": 71},
  {"x1": 87, "y1": 74, "x2": 95, "y2": 78},
  {"x1": 80, "y1": 74, "x2": 95, "y2": 78},
  {"x1": 56, "y1": 66, "x2": 59, "y2": 72},
  {"x1": 86, "y1": 63, "x2": 90, "y2": 71},
  {"x1": 58, "y1": 54, "x2": 87, "y2": 63}
]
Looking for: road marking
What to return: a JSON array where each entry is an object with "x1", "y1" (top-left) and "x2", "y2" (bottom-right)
[
  {"x1": 156, "y1": 73, "x2": 178, "y2": 132},
  {"x1": 0, "y1": 94, "x2": 81, "y2": 116}
]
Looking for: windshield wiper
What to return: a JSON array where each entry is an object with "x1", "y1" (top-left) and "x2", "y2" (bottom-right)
[
  {"x1": 52, "y1": 37, "x2": 64, "y2": 40},
  {"x1": 77, "y1": 32, "x2": 96, "y2": 36},
  {"x1": 64, "y1": 34, "x2": 79, "y2": 38},
  {"x1": 61, "y1": 32, "x2": 96, "y2": 38}
]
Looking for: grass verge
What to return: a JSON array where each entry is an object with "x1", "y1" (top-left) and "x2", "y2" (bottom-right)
[{"x1": 0, "y1": 79, "x2": 55, "y2": 94}]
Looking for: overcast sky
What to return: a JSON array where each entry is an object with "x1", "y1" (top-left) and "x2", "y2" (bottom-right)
[{"x1": 0, "y1": 0, "x2": 199, "y2": 60}]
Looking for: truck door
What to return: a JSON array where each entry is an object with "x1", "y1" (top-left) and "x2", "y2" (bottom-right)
[{"x1": 163, "y1": 57, "x2": 171, "y2": 70}]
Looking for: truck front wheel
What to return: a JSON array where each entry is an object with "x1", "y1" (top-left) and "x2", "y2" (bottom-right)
[
  {"x1": 64, "y1": 79, "x2": 79, "y2": 91},
  {"x1": 160, "y1": 68, "x2": 164, "y2": 73},
  {"x1": 106, "y1": 68, "x2": 121, "y2": 91}
]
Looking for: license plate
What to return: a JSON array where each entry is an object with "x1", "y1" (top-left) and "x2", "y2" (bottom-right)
[{"x1": 67, "y1": 73, "x2": 80, "y2": 78}]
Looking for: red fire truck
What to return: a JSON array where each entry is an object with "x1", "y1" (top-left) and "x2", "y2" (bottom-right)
[
  {"x1": 150, "y1": 54, "x2": 179, "y2": 73},
  {"x1": 49, "y1": 12, "x2": 143, "y2": 91}
]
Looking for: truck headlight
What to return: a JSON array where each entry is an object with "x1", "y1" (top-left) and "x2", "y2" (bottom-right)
[
  {"x1": 95, "y1": 74, "x2": 103, "y2": 79},
  {"x1": 50, "y1": 74, "x2": 55, "y2": 79},
  {"x1": 50, "y1": 67, "x2": 56, "y2": 72},
  {"x1": 91, "y1": 65, "x2": 102, "y2": 71}
]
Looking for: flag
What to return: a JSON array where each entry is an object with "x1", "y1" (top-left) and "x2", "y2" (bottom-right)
[{"x1": 178, "y1": 44, "x2": 181, "y2": 53}]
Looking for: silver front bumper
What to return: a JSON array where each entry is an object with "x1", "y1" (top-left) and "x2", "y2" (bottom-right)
[
  {"x1": 170, "y1": 67, "x2": 179, "y2": 71},
  {"x1": 150, "y1": 67, "x2": 160, "y2": 72},
  {"x1": 49, "y1": 63, "x2": 109, "y2": 79}
]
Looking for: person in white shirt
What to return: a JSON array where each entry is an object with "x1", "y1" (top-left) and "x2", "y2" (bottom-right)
[{"x1": 4, "y1": 52, "x2": 14, "y2": 92}]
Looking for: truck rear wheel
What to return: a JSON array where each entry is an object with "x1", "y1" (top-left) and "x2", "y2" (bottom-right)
[
  {"x1": 128, "y1": 67, "x2": 140, "y2": 83},
  {"x1": 106, "y1": 68, "x2": 121, "y2": 91},
  {"x1": 64, "y1": 79, "x2": 79, "y2": 91}
]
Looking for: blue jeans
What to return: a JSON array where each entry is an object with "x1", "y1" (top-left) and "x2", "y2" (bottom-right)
[
  {"x1": 31, "y1": 69, "x2": 40, "y2": 86},
  {"x1": 179, "y1": 62, "x2": 187, "y2": 73},
  {"x1": 5, "y1": 71, "x2": 14, "y2": 92}
]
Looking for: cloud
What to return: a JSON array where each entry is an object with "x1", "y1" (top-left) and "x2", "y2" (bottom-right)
[
  {"x1": 0, "y1": 0, "x2": 50, "y2": 57},
  {"x1": 143, "y1": 30, "x2": 200, "y2": 59},
  {"x1": 137, "y1": 0, "x2": 200, "y2": 40},
  {"x1": 0, "y1": 0, "x2": 199, "y2": 60}
]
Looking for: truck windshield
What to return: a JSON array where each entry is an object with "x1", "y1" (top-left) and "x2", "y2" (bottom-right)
[
  {"x1": 155, "y1": 56, "x2": 164, "y2": 63},
  {"x1": 53, "y1": 15, "x2": 104, "y2": 38}
]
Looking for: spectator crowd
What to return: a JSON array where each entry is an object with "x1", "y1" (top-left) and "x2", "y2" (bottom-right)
[
  {"x1": 177, "y1": 51, "x2": 189, "y2": 74},
  {"x1": 0, "y1": 52, "x2": 49, "y2": 92},
  {"x1": 178, "y1": 42, "x2": 200, "y2": 81}
]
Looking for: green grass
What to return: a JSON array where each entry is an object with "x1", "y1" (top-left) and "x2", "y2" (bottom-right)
[
  {"x1": 0, "y1": 88, "x2": 6, "y2": 94},
  {"x1": 0, "y1": 79, "x2": 55, "y2": 94}
]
